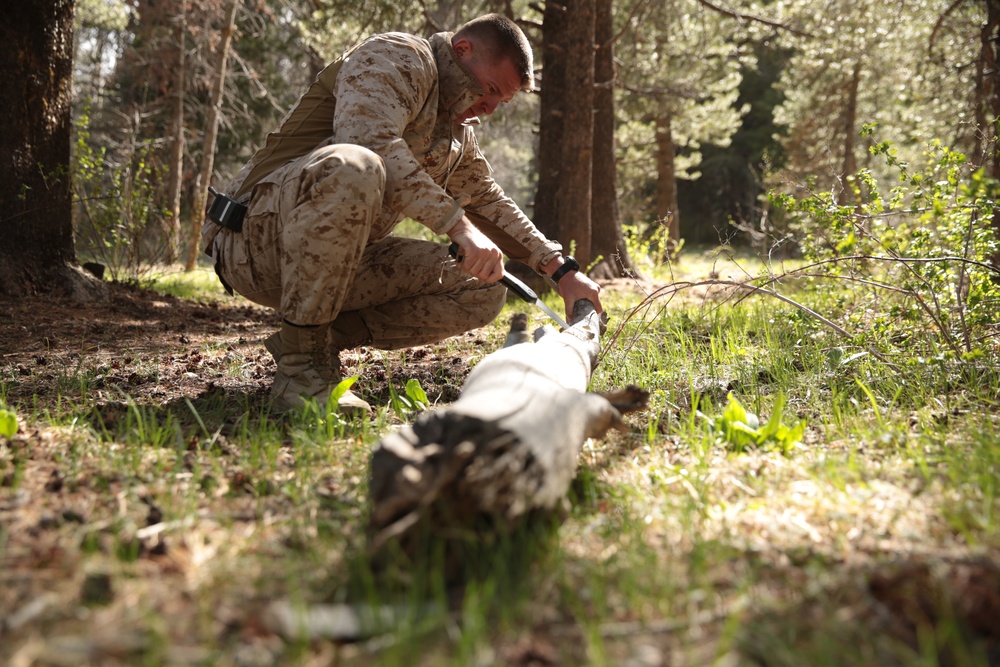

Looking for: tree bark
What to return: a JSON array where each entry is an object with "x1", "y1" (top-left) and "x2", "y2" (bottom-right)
[
  {"x1": 0, "y1": 0, "x2": 82, "y2": 296},
  {"x1": 558, "y1": 0, "x2": 596, "y2": 264},
  {"x1": 590, "y1": 0, "x2": 639, "y2": 280},
  {"x1": 532, "y1": 1, "x2": 568, "y2": 242},
  {"x1": 840, "y1": 60, "x2": 862, "y2": 199},
  {"x1": 164, "y1": 0, "x2": 187, "y2": 264},
  {"x1": 982, "y1": 0, "x2": 1000, "y2": 268},
  {"x1": 186, "y1": 0, "x2": 239, "y2": 271},
  {"x1": 655, "y1": 114, "x2": 681, "y2": 251}
]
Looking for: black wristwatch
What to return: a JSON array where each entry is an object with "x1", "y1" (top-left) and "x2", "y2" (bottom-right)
[{"x1": 551, "y1": 256, "x2": 580, "y2": 284}]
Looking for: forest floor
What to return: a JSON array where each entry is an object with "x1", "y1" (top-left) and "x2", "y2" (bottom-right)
[{"x1": 1, "y1": 263, "x2": 999, "y2": 667}]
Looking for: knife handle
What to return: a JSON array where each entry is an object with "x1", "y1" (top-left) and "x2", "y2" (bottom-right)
[{"x1": 447, "y1": 242, "x2": 537, "y2": 303}]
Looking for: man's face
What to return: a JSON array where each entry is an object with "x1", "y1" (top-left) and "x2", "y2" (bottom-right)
[{"x1": 454, "y1": 39, "x2": 522, "y2": 125}]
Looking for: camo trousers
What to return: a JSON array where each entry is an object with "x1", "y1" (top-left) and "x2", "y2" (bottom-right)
[{"x1": 210, "y1": 143, "x2": 506, "y2": 350}]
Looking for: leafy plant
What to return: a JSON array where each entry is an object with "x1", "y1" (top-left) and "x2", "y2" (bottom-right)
[
  {"x1": 5, "y1": 257, "x2": 1000, "y2": 666},
  {"x1": 326, "y1": 376, "x2": 362, "y2": 412},
  {"x1": 709, "y1": 392, "x2": 804, "y2": 454},
  {"x1": 769, "y1": 128, "x2": 1000, "y2": 358},
  {"x1": 71, "y1": 106, "x2": 168, "y2": 285},
  {"x1": 296, "y1": 376, "x2": 363, "y2": 437},
  {"x1": 623, "y1": 222, "x2": 684, "y2": 272},
  {"x1": 388, "y1": 378, "x2": 430, "y2": 420},
  {"x1": 0, "y1": 406, "x2": 18, "y2": 438}
]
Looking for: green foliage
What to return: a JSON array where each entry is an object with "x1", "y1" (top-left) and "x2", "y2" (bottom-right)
[
  {"x1": 615, "y1": 0, "x2": 751, "y2": 233},
  {"x1": 0, "y1": 406, "x2": 18, "y2": 438},
  {"x1": 297, "y1": 376, "x2": 362, "y2": 437},
  {"x1": 388, "y1": 378, "x2": 430, "y2": 420},
  {"x1": 770, "y1": 129, "x2": 1000, "y2": 357},
  {"x1": 709, "y1": 392, "x2": 804, "y2": 454},
  {"x1": 119, "y1": 398, "x2": 183, "y2": 449},
  {"x1": 75, "y1": 0, "x2": 129, "y2": 31},
  {"x1": 769, "y1": 0, "x2": 984, "y2": 189},
  {"x1": 326, "y1": 376, "x2": 362, "y2": 412},
  {"x1": 6, "y1": 262, "x2": 1000, "y2": 665},
  {"x1": 621, "y1": 223, "x2": 683, "y2": 275},
  {"x1": 148, "y1": 267, "x2": 229, "y2": 302},
  {"x1": 71, "y1": 108, "x2": 168, "y2": 285}
]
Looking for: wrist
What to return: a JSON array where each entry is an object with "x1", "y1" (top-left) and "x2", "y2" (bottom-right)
[
  {"x1": 550, "y1": 256, "x2": 580, "y2": 284},
  {"x1": 446, "y1": 217, "x2": 471, "y2": 241}
]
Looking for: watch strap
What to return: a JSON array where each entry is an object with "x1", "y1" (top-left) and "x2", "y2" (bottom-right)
[{"x1": 551, "y1": 256, "x2": 580, "y2": 283}]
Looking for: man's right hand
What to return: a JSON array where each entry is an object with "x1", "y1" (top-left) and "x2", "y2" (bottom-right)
[{"x1": 447, "y1": 216, "x2": 504, "y2": 283}]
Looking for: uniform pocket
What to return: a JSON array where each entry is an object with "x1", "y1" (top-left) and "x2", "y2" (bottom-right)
[{"x1": 220, "y1": 171, "x2": 285, "y2": 309}]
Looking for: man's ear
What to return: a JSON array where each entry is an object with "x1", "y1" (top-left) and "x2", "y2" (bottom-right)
[{"x1": 452, "y1": 37, "x2": 473, "y2": 59}]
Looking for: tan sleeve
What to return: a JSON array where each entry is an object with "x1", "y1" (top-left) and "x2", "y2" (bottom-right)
[
  {"x1": 331, "y1": 35, "x2": 462, "y2": 234},
  {"x1": 447, "y1": 128, "x2": 562, "y2": 272}
]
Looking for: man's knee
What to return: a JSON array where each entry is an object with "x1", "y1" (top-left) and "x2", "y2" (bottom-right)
[
  {"x1": 467, "y1": 283, "x2": 507, "y2": 329},
  {"x1": 304, "y1": 144, "x2": 386, "y2": 199}
]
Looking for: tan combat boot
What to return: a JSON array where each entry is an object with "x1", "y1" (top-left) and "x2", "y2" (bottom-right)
[{"x1": 269, "y1": 321, "x2": 372, "y2": 417}]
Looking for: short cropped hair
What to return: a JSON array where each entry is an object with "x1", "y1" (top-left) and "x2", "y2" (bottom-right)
[{"x1": 454, "y1": 14, "x2": 535, "y2": 91}]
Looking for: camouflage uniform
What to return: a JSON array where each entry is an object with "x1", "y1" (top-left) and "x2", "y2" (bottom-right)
[{"x1": 203, "y1": 31, "x2": 562, "y2": 350}]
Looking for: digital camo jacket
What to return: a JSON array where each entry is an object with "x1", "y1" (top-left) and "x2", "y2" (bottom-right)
[{"x1": 205, "y1": 31, "x2": 561, "y2": 272}]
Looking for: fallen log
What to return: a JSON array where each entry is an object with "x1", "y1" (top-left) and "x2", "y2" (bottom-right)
[{"x1": 368, "y1": 300, "x2": 648, "y2": 557}]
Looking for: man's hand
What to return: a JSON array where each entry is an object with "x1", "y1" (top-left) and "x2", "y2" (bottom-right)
[
  {"x1": 448, "y1": 216, "x2": 504, "y2": 283},
  {"x1": 542, "y1": 256, "x2": 603, "y2": 319},
  {"x1": 557, "y1": 271, "x2": 603, "y2": 320}
]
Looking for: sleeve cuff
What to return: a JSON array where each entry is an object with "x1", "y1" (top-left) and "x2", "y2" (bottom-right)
[
  {"x1": 430, "y1": 200, "x2": 465, "y2": 235},
  {"x1": 527, "y1": 242, "x2": 563, "y2": 273}
]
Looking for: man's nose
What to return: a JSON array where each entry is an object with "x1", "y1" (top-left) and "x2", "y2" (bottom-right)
[{"x1": 481, "y1": 95, "x2": 502, "y2": 116}]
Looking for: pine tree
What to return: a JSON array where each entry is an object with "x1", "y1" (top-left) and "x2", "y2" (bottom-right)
[{"x1": 1, "y1": 1, "x2": 83, "y2": 296}]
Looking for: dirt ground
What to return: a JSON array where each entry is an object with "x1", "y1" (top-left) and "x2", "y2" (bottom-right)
[
  {"x1": 4, "y1": 281, "x2": 1000, "y2": 666},
  {"x1": 0, "y1": 281, "x2": 519, "y2": 665},
  {"x1": 0, "y1": 281, "x2": 490, "y2": 416},
  {"x1": 0, "y1": 274, "x2": 674, "y2": 415}
]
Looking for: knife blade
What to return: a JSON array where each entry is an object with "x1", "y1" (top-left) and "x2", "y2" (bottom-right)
[{"x1": 448, "y1": 243, "x2": 570, "y2": 330}]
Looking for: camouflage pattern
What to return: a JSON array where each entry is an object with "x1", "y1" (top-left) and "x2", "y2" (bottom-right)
[{"x1": 203, "y1": 30, "x2": 556, "y2": 344}]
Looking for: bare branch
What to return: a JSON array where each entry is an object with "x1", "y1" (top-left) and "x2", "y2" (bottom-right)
[
  {"x1": 621, "y1": 81, "x2": 707, "y2": 102},
  {"x1": 605, "y1": 251, "x2": 1000, "y2": 371},
  {"x1": 603, "y1": 278, "x2": 877, "y2": 361},
  {"x1": 606, "y1": 0, "x2": 652, "y2": 50},
  {"x1": 417, "y1": 0, "x2": 446, "y2": 33},
  {"x1": 929, "y1": 0, "x2": 966, "y2": 53},
  {"x1": 694, "y1": 0, "x2": 813, "y2": 38}
]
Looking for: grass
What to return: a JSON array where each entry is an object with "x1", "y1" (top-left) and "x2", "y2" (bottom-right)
[
  {"x1": 2, "y1": 246, "x2": 999, "y2": 666},
  {"x1": 149, "y1": 265, "x2": 230, "y2": 302}
]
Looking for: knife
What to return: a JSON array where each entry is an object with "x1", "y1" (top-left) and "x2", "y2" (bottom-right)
[{"x1": 448, "y1": 243, "x2": 570, "y2": 330}]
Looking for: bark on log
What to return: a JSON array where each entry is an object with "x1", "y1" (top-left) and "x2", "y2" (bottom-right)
[{"x1": 368, "y1": 301, "x2": 648, "y2": 556}]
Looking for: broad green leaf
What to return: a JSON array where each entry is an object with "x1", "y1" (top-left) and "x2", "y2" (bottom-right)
[
  {"x1": 404, "y1": 379, "x2": 429, "y2": 408},
  {"x1": 329, "y1": 376, "x2": 358, "y2": 403},
  {"x1": 0, "y1": 408, "x2": 18, "y2": 438}
]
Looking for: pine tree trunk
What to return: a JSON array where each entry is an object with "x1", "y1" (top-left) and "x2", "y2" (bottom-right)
[
  {"x1": 186, "y1": 0, "x2": 239, "y2": 271},
  {"x1": 590, "y1": 0, "x2": 639, "y2": 280},
  {"x1": 983, "y1": 0, "x2": 1000, "y2": 268},
  {"x1": 164, "y1": 0, "x2": 187, "y2": 265},
  {"x1": 841, "y1": 61, "x2": 861, "y2": 198},
  {"x1": 559, "y1": 0, "x2": 596, "y2": 264},
  {"x1": 533, "y1": 1, "x2": 568, "y2": 242},
  {"x1": 0, "y1": 0, "x2": 79, "y2": 296},
  {"x1": 655, "y1": 115, "x2": 680, "y2": 251}
]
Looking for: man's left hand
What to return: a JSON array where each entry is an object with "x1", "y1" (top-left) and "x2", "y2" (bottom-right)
[{"x1": 556, "y1": 271, "x2": 603, "y2": 321}]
